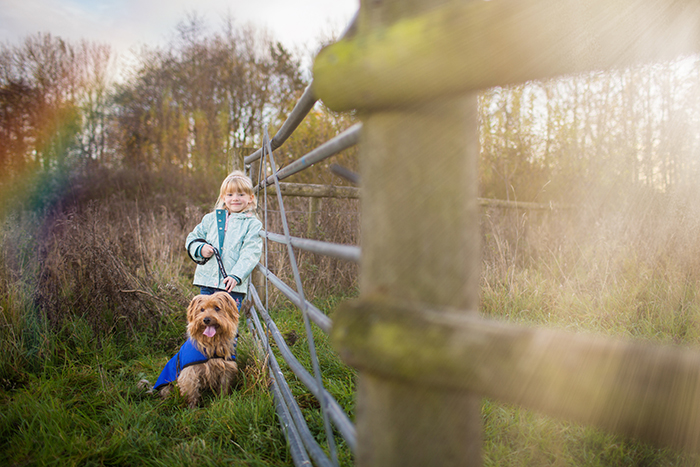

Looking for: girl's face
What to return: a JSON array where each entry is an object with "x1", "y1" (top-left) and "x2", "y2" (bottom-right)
[{"x1": 224, "y1": 191, "x2": 253, "y2": 213}]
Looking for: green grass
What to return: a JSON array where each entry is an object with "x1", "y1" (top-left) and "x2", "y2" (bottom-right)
[
  {"x1": 0, "y1": 298, "x2": 355, "y2": 467},
  {"x1": 481, "y1": 399, "x2": 691, "y2": 467}
]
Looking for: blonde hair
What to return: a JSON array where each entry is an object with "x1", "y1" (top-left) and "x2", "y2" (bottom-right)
[{"x1": 215, "y1": 170, "x2": 257, "y2": 212}]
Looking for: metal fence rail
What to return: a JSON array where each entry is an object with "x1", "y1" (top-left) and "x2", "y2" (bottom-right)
[
  {"x1": 253, "y1": 263, "x2": 332, "y2": 334},
  {"x1": 248, "y1": 286, "x2": 356, "y2": 451},
  {"x1": 244, "y1": 83, "x2": 319, "y2": 166},
  {"x1": 260, "y1": 231, "x2": 360, "y2": 263},
  {"x1": 254, "y1": 124, "x2": 361, "y2": 190}
]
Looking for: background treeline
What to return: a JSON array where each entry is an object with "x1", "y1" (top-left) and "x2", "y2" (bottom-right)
[
  {"x1": 0, "y1": 33, "x2": 111, "y2": 206},
  {"x1": 112, "y1": 16, "x2": 306, "y2": 173},
  {"x1": 5, "y1": 29, "x2": 700, "y2": 207},
  {"x1": 6, "y1": 16, "x2": 700, "y2": 206},
  {"x1": 480, "y1": 57, "x2": 700, "y2": 205},
  {"x1": 0, "y1": 15, "x2": 355, "y2": 198}
]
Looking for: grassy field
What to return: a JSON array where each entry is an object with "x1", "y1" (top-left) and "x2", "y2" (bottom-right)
[
  {"x1": 0, "y1": 296, "x2": 355, "y2": 466},
  {"x1": 3, "y1": 168, "x2": 700, "y2": 465}
]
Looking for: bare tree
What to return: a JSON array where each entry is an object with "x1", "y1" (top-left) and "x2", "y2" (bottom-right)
[
  {"x1": 0, "y1": 33, "x2": 113, "y2": 188},
  {"x1": 112, "y1": 15, "x2": 305, "y2": 174}
]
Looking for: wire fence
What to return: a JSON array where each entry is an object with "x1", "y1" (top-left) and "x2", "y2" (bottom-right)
[{"x1": 241, "y1": 83, "x2": 360, "y2": 464}]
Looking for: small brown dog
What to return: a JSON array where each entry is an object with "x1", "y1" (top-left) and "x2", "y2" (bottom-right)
[{"x1": 153, "y1": 292, "x2": 239, "y2": 407}]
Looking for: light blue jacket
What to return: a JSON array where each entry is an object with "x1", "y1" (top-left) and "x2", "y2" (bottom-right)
[{"x1": 186, "y1": 209, "x2": 263, "y2": 294}]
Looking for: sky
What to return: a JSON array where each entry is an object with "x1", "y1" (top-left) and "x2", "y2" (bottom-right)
[{"x1": 0, "y1": 0, "x2": 358, "y2": 73}]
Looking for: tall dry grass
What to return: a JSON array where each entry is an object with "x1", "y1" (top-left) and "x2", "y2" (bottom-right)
[
  {"x1": 256, "y1": 195, "x2": 360, "y2": 306},
  {"x1": 5, "y1": 165, "x2": 700, "y2": 361},
  {"x1": 478, "y1": 188, "x2": 700, "y2": 465},
  {"x1": 481, "y1": 186, "x2": 700, "y2": 347},
  {"x1": 0, "y1": 167, "x2": 360, "y2": 342}
]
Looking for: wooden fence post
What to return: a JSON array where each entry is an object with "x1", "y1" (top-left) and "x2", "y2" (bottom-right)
[
  {"x1": 355, "y1": 96, "x2": 482, "y2": 467},
  {"x1": 345, "y1": 3, "x2": 483, "y2": 464},
  {"x1": 307, "y1": 197, "x2": 320, "y2": 238}
]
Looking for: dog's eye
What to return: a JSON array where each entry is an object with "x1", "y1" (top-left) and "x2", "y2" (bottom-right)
[
  {"x1": 214, "y1": 306, "x2": 220, "y2": 312},
  {"x1": 200, "y1": 307, "x2": 205, "y2": 313}
]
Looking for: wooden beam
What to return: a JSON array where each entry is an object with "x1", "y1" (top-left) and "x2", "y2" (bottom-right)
[
  {"x1": 314, "y1": 0, "x2": 700, "y2": 111},
  {"x1": 262, "y1": 182, "x2": 359, "y2": 199},
  {"x1": 333, "y1": 298, "x2": 700, "y2": 454},
  {"x1": 267, "y1": 182, "x2": 573, "y2": 211}
]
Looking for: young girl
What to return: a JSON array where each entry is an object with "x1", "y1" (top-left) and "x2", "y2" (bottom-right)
[{"x1": 185, "y1": 171, "x2": 263, "y2": 308}]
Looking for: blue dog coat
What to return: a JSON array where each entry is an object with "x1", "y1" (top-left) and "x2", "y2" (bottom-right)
[{"x1": 153, "y1": 339, "x2": 236, "y2": 390}]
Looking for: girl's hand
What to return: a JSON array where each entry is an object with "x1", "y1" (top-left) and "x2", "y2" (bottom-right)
[
  {"x1": 201, "y1": 245, "x2": 214, "y2": 258},
  {"x1": 223, "y1": 276, "x2": 239, "y2": 292}
]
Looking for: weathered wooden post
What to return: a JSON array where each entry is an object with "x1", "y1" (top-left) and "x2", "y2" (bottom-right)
[
  {"x1": 351, "y1": 96, "x2": 482, "y2": 466},
  {"x1": 316, "y1": 1, "x2": 482, "y2": 465},
  {"x1": 307, "y1": 196, "x2": 320, "y2": 238}
]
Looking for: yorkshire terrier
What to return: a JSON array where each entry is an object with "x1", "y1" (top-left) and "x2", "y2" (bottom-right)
[{"x1": 153, "y1": 292, "x2": 239, "y2": 407}]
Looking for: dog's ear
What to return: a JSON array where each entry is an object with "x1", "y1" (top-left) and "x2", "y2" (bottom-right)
[
  {"x1": 216, "y1": 292, "x2": 239, "y2": 321},
  {"x1": 187, "y1": 295, "x2": 203, "y2": 322}
]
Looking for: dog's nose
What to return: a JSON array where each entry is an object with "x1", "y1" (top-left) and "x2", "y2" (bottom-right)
[{"x1": 203, "y1": 317, "x2": 211, "y2": 325}]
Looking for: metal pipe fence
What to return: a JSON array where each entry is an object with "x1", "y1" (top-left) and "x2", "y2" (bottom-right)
[
  {"x1": 243, "y1": 113, "x2": 356, "y2": 465},
  {"x1": 254, "y1": 124, "x2": 361, "y2": 191}
]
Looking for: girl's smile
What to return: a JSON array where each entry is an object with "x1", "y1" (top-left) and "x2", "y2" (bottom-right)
[{"x1": 225, "y1": 192, "x2": 253, "y2": 213}]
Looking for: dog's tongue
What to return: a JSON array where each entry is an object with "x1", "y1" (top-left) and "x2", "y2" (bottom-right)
[{"x1": 203, "y1": 326, "x2": 216, "y2": 338}]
